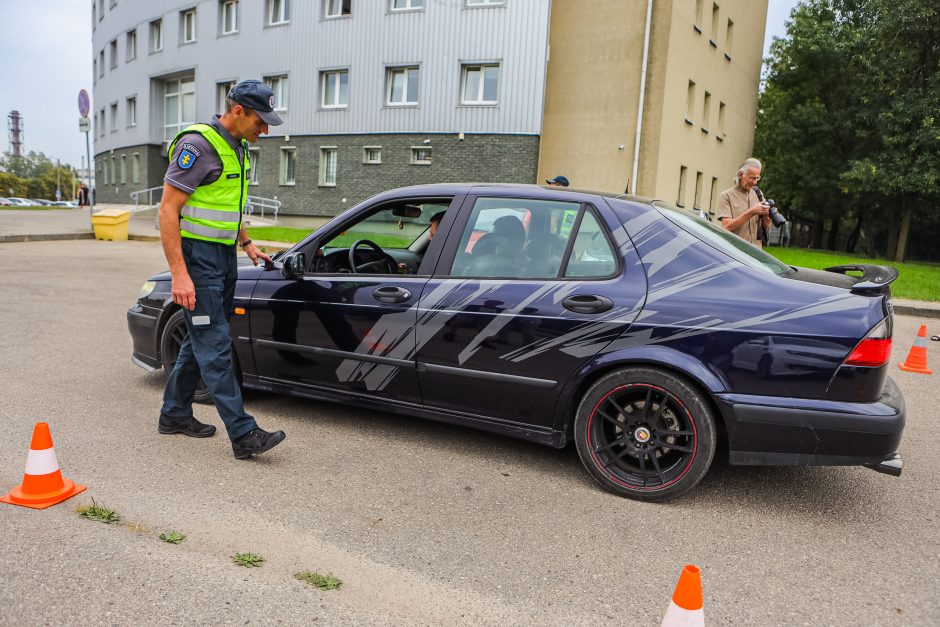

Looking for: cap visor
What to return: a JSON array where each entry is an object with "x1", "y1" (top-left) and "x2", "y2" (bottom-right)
[
  {"x1": 545, "y1": 179, "x2": 553, "y2": 184},
  {"x1": 256, "y1": 109, "x2": 283, "y2": 126}
]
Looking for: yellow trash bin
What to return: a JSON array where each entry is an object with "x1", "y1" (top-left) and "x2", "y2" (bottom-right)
[{"x1": 92, "y1": 209, "x2": 131, "y2": 241}]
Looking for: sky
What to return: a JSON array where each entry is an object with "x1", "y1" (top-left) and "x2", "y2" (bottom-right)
[{"x1": 0, "y1": 0, "x2": 801, "y2": 170}]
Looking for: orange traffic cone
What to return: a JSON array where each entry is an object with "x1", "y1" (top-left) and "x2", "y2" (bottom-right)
[
  {"x1": 899, "y1": 324, "x2": 932, "y2": 375},
  {"x1": 0, "y1": 422, "x2": 86, "y2": 509},
  {"x1": 661, "y1": 564, "x2": 704, "y2": 626}
]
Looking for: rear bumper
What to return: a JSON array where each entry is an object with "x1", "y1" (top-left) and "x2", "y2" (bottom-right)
[
  {"x1": 127, "y1": 304, "x2": 162, "y2": 370},
  {"x1": 718, "y1": 376, "x2": 905, "y2": 466}
]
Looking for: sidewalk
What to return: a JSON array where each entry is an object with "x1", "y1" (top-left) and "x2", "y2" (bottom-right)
[{"x1": 2, "y1": 206, "x2": 939, "y2": 319}]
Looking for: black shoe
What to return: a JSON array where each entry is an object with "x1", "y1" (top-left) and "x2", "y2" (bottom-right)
[
  {"x1": 158, "y1": 414, "x2": 217, "y2": 438},
  {"x1": 232, "y1": 428, "x2": 286, "y2": 460}
]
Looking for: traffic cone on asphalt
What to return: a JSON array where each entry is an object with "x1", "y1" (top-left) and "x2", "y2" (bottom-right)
[
  {"x1": 0, "y1": 422, "x2": 86, "y2": 509},
  {"x1": 661, "y1": 564, "x2": 704, "y2": 626},
  {"x1": 898, "y1": 324, "x2": 932, "y2": 375}
]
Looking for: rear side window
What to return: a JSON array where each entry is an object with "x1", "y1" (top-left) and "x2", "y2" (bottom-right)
[{"x1": 563, "y1": 209, "x2": 617, "y2": 277}]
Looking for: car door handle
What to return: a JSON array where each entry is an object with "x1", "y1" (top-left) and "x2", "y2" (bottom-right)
[
  {"x1": 562, "y1": 295, "x2": 614, "y2": 314},
  {"x1": 373, "y1": 286, "x2": 412, "y2": 304}
]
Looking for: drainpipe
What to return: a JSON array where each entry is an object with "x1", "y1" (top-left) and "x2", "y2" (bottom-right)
[{"x1": 631, "y1": 0, "x2": 654, "y2": 195}]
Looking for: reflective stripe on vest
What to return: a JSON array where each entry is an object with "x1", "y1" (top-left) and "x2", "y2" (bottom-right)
[{"x1": 168, "y1": 123, "x2": 249, "y2": 246}]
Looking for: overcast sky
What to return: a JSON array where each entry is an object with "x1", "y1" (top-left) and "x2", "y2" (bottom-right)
[{"x1": 0, "y1": 0, "x2": 801, "y2": 170}]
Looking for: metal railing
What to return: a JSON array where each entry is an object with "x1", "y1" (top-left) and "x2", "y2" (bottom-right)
[{"x1": 129, "y1": 187, "x2": 281, "y2": 229}]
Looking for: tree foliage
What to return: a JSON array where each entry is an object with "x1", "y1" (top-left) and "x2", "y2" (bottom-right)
[
  {"x1": 0, "y1": 151, "x2": 76, "y2": 200},
  {"x1": 756, "y1": 0, "x2": 940, "y2": 261}
]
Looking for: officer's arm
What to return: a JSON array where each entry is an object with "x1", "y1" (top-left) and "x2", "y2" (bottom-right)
[{"x1": 159, "y1": 183, "x2": 197, "y2": 311}]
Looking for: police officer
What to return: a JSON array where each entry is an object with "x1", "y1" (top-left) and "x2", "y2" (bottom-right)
[{"x1": 157, "y1": 79, "x2": 286, "y2": 459}]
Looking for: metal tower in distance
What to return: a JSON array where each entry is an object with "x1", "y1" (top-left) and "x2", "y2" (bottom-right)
[{"x1": 8, "y1": 111, "x2": 24, "y2": 157}]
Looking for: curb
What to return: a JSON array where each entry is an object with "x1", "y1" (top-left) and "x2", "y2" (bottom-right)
[
  {"x1": 0, "y1": 232, "x2": 95, "y2": 243},
  {"x1": 893, "y1": 303, "x2": 940, "y2": 320}
]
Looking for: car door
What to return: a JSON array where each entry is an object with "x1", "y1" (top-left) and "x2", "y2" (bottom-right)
[
  {"x1": 413, "y1": 192, "x2": 647, "y2": 434},
  {"x1": 247, "y1": 195, "x2": 460, "y2": 406}
]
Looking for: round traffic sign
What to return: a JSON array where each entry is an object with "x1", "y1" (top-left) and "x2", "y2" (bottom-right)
[{"x1": 78, "y1": 89, "x2": 90, "y2": 118}]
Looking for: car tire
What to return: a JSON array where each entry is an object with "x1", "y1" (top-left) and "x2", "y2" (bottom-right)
[
  {"x1": 159, "y1": 309, "x2": 213, "y2": 405},
  {"x1": 574, "y1": 366, "x2": 717, "y2": 502}
]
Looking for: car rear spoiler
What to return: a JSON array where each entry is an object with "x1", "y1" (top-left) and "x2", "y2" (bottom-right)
[{"x1": 824, "y1": 264, "x2": 899, "y2": 294}]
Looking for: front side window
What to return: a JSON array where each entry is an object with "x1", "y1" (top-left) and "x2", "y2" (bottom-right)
[
  {"x1": 221, "y1": 0, "x2": 238, "y2": 34},
  {"x1": 391, "y1": 0, "x2": 423, "y2": 10},
  {"x1": 321, "y1": 70, "x2": 348, "y2": 108},
  {"x1": 268, "y1": 0, "x2": 290, "y2": 25},
  {"x1": 319, "y1": 148, "x2": 337, "y2": 186},
  {"x1": 126, "y1": 29, "x2": 136, "y2": 61},
  {"x1": 150, "y1": 20, "x2": 163, "y2": 52},
  {"x1": 264, "y1": 75, "x2": 288, "y2": 110},
  {"x1": 449, "y1": 197, "x2": 607, "y2": 279},
  {"x1": 279, "y1": 147, "x2": 296, "y2": 185},
  {"x1": 163, "y1": 77, "x2": 195, "y2": 141},
  {"x1": 127, "y1": 97, "x2": 137, "y2": 126},
  {"x1": 182, "y1": 9, "x2": 197, "y2": 43},
  {"x1": 386, "y1": 66, "x2": 419, "y2": 106},
  {"x1": 461, "y1": 63, "x2": 499, "y2": 104},
  {"x1": 324, "y1": 0, "x2": 351, "y2": 18}
]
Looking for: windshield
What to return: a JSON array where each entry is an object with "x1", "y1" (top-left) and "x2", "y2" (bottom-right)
[{"x1": 654, "y1": 201, "x2": 793, "y2": 277}]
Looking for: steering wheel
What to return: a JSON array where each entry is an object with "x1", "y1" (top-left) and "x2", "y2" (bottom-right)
[{"x1": 349, "y1": 239, "x2": 395, "y2": 274}]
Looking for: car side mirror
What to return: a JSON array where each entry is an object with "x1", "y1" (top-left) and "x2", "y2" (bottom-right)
[{"x1": 281, "y1": 252, "x2": 306, "y2": 279}]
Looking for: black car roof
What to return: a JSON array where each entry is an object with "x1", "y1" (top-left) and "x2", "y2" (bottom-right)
[{"x1": 367, "y1": 182, "x2": 657, "y2": 206}]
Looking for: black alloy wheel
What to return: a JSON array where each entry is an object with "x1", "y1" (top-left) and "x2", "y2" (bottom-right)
[{"x1": 574, "y1": 367, "x2": 716, "y2": 501}]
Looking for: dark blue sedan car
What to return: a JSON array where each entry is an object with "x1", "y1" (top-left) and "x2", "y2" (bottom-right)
[{"x1": 128, "y1": 184, "x2": 904, "y2": 500}]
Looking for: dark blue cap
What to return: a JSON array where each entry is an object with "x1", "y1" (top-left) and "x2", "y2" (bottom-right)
[
  {"x1": 229, "y1": 79, "x2": 283, "y2": 126},
  {"x1": 546, "y1": 175, "x2": 569, "y2": 187}
]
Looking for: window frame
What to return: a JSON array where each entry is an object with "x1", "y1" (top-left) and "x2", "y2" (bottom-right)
[
  {"x1": 126, "y1": 28, "x2": 137, "y2": 62},
  {"x1": 126, "y1": 96, "x2": 137, "y2": 127},
  {"x1": 320, "y1": 70, "x2": 349, "y2": 109},
  {"x1": 109, "y1": 102, "x2": 118, "y2": 133},
  {"x1": 410, "y1": 146, "x2": 432, "y2": 165},
  {"x1": 264, "y1": 75, "x2": 288, "y2": 111},
  {"x1": 150, "y1": 19, "x2": 163, "y2": 53},
  {"x1": 460, "y1": 62, "x2": 500, "y2": 105},
  {"x1": 363, "y1": 146, "x2": 382, "y2": 164},
  {"x1": 163, "y1": 76, "x2": 196, "y2": 142},
  {"x1": 465, "y1": 0, "x2": 505, "y2": 7},
  {"x1": 221, "y1": 0, "x2": 239, "y2": 35},
  {"x1": 389, "y1": 0, "x2": 424, "y2": 12},
  {"x1": 181, "y1": 8, "x2": 197, "y2": 44},
  {"x1": 677, "y1": 165, "x2": 688, "y2": 207},
  {"x1": 386, "y1": 65, "x2": 420, "y2": 106},
  {"x1": 279, "y1": 146, "x2": 296, "y2": 186},
  {"x1": 109, "y1": 39, "x2": 118, "y2": 69},
  {"x1": 132, "y1": 152, "x2": 141, "y2": 184},
  {"x1": 267, "y1": 0, "x2": 290, "y2": 25},
  {"x1": 119, "y1": 155, "x2": 127, "y2": 185},
  {"x1": 319, "y1": 147, "x2": 338, "y2": 187},
  {"x1": 248, "y1": 147, "x2": 261, "y2": 185},
  {"x1": 217, "y1": 80, "x2": 236, "y2": 113},
  {"x1": 324, "y1": 0, "x2": 352, "y2": 19}
]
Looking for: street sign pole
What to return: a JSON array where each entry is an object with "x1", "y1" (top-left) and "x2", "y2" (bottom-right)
[{"x1": 78, "y1": 89, "x2": 93, "y2": 228}]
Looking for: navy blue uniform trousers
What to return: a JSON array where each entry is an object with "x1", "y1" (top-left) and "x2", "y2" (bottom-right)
[{"x1": 161, "y1": 238, "x2": 258, "y2": 441}]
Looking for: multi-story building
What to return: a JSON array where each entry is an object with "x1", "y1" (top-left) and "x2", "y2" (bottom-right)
[{"x1": 91, "y1": 0, "x2": 767, "y2": 217}]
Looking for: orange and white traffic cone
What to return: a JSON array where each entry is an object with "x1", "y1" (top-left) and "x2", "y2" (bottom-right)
[
  {"x1": 0, "y1": 422, "x2": 86, "y2": 509},
  {"x1": 899, "y1": 324, "x2": 932, "y2": 375},
  {"x1": 661, "y1": 564, "x2": 704, "y2": 626}
]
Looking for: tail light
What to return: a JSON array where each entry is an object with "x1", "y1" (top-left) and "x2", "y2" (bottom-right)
[{"x1": 844, "y1": 319, "x2": 891, "y2": 367}]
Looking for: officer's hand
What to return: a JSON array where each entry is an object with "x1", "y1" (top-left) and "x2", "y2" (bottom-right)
[
  {"x1": 245, "y1": 242, "x2": 273, "y2": 268},
  {"x1": 750, "y1": 202, "x2": 770, "y2": 217},
  {"x1": 172, "y1": 273, "x2": 196, "y2": 311}
]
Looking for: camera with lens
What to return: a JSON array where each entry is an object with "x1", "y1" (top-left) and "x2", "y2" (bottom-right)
[{"x1": 764, "y1": 199, "x2": 786, "y2": 227}]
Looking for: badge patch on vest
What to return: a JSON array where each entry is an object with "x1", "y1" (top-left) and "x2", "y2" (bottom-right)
[{"x1": 178, "y1": 149, "x2": 197, "y2": 169}]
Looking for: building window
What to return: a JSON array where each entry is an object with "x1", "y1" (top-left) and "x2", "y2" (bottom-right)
[
  {"x1": 127, "y1": 97, "x2": 137, "y2": 127},
  {"x1": 98, "y1": 108, "x2": 105, "y2": 138},
  {"x1": 693, "y1": 0, "x2": 703, "y2": 31},
  {"x1": 693, "y1": 171, "x2": 703, "y2": 210},
  {"x1": 181, "y1": 9, "x2": 197, "y2": 44},
  {"x1": 466, "y1": 0, "x2": 505, "y2": 6},
  {"x1": 685, "y1": 80, "x2": 695, "y2": 123},
  {"x1": 99, "y1": 160, "x2": 106, "y2": 186},
  {"x1": 717, "y1": 101, "x2": 726, "y2": 139},
  {"x1": 267, "y1": 0, "x2": 290, "y2": 25},
  {"x1": 110, "y1": 0, "x2": 117, "y2": 8},
  {"x1": 461, "y1": 63, "x2": 499, "y2": 105},
  {"x1": 126, "y1": 29, "x2": 136, "y2": 61},
  {"x1": 110, "y1": 157, "x2": 116, "y2": 186},
  {"x1": 386, "y1": 66, "x2": 419, "y2": 106},
  {"x1": 93, "y1": 58, "x2": 97, "y2": 83},
  {"x1": 411, "y1": 147, "x2": 432, "y2": 165},
  {"x1": 321, "y1": 70, "x2": 348, "y2": 108},
  {"x1": 110, "y1": 102, "x2": 118, "y2": 132},
  {"x1": 279, "y1": 147, "x2": 296, "y2": 185},
  {"x1": 263, "y1": 75, "x2": 288, "y2": 110},
  {"x1": 324, "y1": 0, "x2": 351, "y2": 18},
  {"x1": 132, "y1": 153, "x2": 141, "y2": 184},
  {"x1": 217, "y1": 80, "x2": 236, "y2": 113},
  {"x1": 150, "y1": 19, "x2": 163, "y2": 52},
  {"x1": 163, "y1": 77, "x2": 195, "y2": 141},
  {"x1": 120, "y1": 155, "x2": 127, "y2": 185},
  {"x1": 97, "y1": 0, "x2": 103, "y2": 20},
  {"x1": 363, "y1": 146, "x2": 382, "y2": 164},
  {"x1": 319, "y1": 148, "x2": 337, "y2": 186},
  {"x1": 677, "y1": 166, "x2": 688, "y2": 207},
  {"x1": 221, "y1": 0, "x2": 238, "y2": 35},
  {"x1": 702, "y1": 91, "x2": 711, "y2": 132},
  {"x1": 709, "y1": 177, "x2": 719, "y2": 215},
  {"x1": 98, "y1": 49, "x2": 104, "y2": 77},
  {"x1": 725, "y1": 19, "x2": 734, "y2": 59},
  {"x1": 109, "y1": 39, "x2": 118, "y2": 69},
  {"x1": 248, "y1": 148, "x2": 260, "y2": 185},
  {"x1": 390, "y1": 0, "x2": 423, "y2": 10},
  {"x1": 92, "y1": 1, "x2": 96, "y2": 26},
  {"x1": 710, "y1": 3, "x2": 719, "y2": 45}
]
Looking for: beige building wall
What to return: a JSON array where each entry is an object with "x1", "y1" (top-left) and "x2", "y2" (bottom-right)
[{"x1": 539, "y1": 0, "x2": 768, "y2": 212}]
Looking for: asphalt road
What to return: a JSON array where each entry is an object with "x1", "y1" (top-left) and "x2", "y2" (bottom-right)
[{"x1": 0, "y1": 240, "x2": 937, "y2": 626}]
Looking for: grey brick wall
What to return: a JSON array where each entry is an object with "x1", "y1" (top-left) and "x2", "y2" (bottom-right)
[
  {"x1": 95, "y1": 133, "x2": 540, "y2": 215},
  {"x1": 249, "y1": 133, "x2": 540, "y2": 217},
  {"x1": 93, "y1": 143, "x2": 166, "y2": 204}
]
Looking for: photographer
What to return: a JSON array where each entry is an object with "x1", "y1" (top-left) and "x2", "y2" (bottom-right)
[{"x1": 717, "y1": 158, "x2": 773, "y2": 249}]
